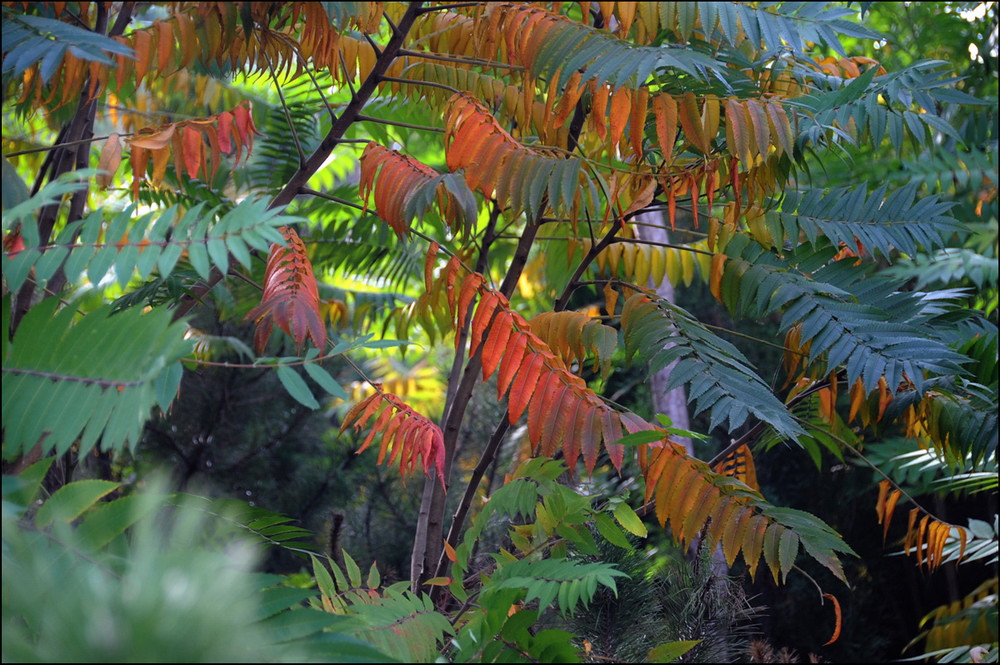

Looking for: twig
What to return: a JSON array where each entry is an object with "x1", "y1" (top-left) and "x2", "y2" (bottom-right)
[
  {"x1": 800, "y1": 417, "x2": 942, "y2": 522},
  {"x1": 363, "y1": 32, "x2": 383, "y2": 59},
  {"x1": 258, "y1": 34, "x2": 306, "y2": 166},
  {"x1": 355, "y1": 114, "x2": 444, "y2": 133},
  {"x1": 294, "y1": 53, "x2": 339, "y2": 125},
  {"x1": 611, "y1": 236, "x2": 714, "y2": 256},
  {"x1": 3, "y1": 132, "x2": 135, "y2": 159},
  {"x1": 398, "y1": 48, "x2": 523, "y2": 70},
  {"x1": 416, "y1": 2, "x2": 484, "y2": 14},
  {"x1": 380, "y1": 75, "x2": 461, "y2": 95}
]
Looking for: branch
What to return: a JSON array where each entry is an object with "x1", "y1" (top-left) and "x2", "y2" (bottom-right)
[
  {"x1": 434, "y1": 415, "x2": 510, "y2": 579},
  {"x1": 171, "y1": 1, "x2": 426, "y2": 322},
  {"x1": 416, "y1": 2, "x2": 484, "y2": 14}
]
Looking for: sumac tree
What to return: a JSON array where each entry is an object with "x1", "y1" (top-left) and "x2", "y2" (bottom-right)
[{"x1": 2, "y1": 1, "x2": 996, "y2": 662}]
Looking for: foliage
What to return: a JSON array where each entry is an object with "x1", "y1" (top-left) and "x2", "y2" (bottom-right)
[{"x1": 2, "y1": 0, "x2": 997, "y2": 662}]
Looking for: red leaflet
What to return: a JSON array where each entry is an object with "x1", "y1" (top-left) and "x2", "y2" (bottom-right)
[
  {"x1": 469, "y1": 290, "x2": 499, "y2": 355},
  {"x1": 482, "y1": 312, "x2": 513, "y2": 380},
  {"x1": 497, "y1": 331, "x2": 528, "y2": 395},
  {"x1": 245, "y1": 226, "x2": 326, "y2": 354},
  {"x1": 455, "y1": 272, "x2": 484, "y2": 336},
  {"x1": 232, "y1": 101, "x2": 259, "y2": 156}
]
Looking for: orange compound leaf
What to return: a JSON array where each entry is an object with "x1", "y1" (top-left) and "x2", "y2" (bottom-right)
[
  {"x1": 443, "y1": 93, "x2": 586, "y2": 221},
  {"x1": 342, "y1": 392, "x2": 446, "y2": 488},
  {"x1": 124, "y1": 102, "x2": 257, "y2": 196},
  {"x1": 358, "y1": 142, "x2": 466, "y2": 237},
  {"x1": 245, "y1": 226, "x2": 326, "y2": 355},
  {"x1": 822, "y1": 594, "x2": 842, "y2": 646}
]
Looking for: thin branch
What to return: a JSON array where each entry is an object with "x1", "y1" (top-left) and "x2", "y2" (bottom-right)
[
  {"x1": 363, "y1": 32, "x2": 384, "y2": 59},
  {"x1": 434, "y1": 414, "x2": 510, "y2": 579},
  {"x1": 613, "y1": 236, "x2": 714, "y2": 256},
  {"x1": 383, "y1": 9, "x2": 400, "y2": 36},
  {"x1": 339, "y1": 57, "x2": 358, "y2": 100},
  {"x1": 184, "y1": 347, "x2": 351, "y2": 370},
  {"x1": 300, "y1": 187, "x2": 365, "y2": 210},
  {"x1": 398, "y1": 48, "x2": 523, "y2": 70},
  {"x1": 3, "y1": 132, "x2": 134, "y2": 159},
  {"x1": 416, "y1": 2, "x2": 484, "y2": 14},
  {"x1": 294, "y1": 53, "x2": 339, "y2": 125},
  {"x1": 380, "y1": 75, "x2": 461, "y2": 95},
  {"x1": 259, "y1": 35, "x2": 306, "y2": 166},
  {"x1": 554, "y1": 222, "x2": 621, "y2": 310},
  {"x1": 355, "y1": 114, "x2": 444, "y2": 133}
]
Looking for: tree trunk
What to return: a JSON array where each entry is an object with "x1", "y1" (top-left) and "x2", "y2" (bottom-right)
[{"x1": 635, "y1": 211, "x2": 692, "y2": 455}]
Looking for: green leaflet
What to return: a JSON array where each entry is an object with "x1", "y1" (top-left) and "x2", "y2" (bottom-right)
[{"x1": 33, "y1": 479, "x2": 119, "y2": 527}]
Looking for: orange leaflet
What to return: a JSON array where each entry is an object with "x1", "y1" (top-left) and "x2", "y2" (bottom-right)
[
  {"x1": 608, "y1": 86, "x2": 631, "y2": 151},
  {"x1": 497, "y1": 331, "x2": 528, "y2": 396},
  {"x1": 822, "y1": 594, "x2": 842, "y2": 645},
  {"x1": 182, "y1": 125, "x2": 203, "y2": 179},
  {"x1": 424, "y1": 241, "x2": 440, "y2": 293},
  {"x1": 156, "y1": 21, "x2": 174, "y2": 74},
  {"x1": 133, "y1": 29, "x2": 153, "y2": 87},
  {"x1": 96, "y1": 134, "x2": 123, "y2": 189},
  {"x1": 343, "y1": 393, "x2": 446, "y2": 487}
]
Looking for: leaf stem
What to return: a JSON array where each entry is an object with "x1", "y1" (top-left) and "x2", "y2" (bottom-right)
[
  {"x1": 355, "y1": 114, "x2": 444, "y2": 133},
  {"x1": 3, "y1": 132, "x2": 135, "y2": 159},
  {"x1": 380, "y1": 75, "x2": 461, "y2": 95}
]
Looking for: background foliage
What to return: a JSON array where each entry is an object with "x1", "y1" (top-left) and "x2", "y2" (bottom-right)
[{"x1": 2, "y1": 1, "x2": 997, "y2": 662}]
